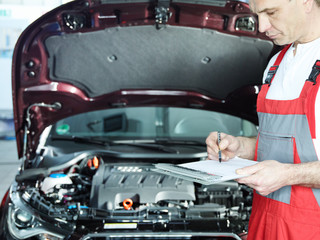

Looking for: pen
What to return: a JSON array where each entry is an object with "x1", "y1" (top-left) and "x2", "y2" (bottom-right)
[{"x1": 218, "y1": 131, "x2": 221, "y2": 163}]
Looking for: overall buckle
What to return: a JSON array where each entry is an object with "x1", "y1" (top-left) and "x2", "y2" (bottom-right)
[
  {"x1": 307, "y1": 60, "x2": 320, "y2": 85},
  {"x1": 264, "y1": 65, "x2": 279, "y2": 86}
]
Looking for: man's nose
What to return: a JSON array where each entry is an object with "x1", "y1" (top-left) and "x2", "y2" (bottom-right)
[{"x1": 258, "y1": 15, "x2": 272, "y2": 33}]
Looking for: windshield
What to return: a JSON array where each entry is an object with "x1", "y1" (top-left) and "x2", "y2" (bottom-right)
[{"x1": 51, "y1": 107, "x2": 257, "y2": 140}]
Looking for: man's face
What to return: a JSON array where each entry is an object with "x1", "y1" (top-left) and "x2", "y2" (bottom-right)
[{"x1": 250, "y1": 0, "x2": 306, "y2": 45}]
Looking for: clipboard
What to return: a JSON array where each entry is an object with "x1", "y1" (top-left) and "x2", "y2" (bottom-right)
[{"x1": 152, "y1": 157, "x2": 257, "y2": 185}]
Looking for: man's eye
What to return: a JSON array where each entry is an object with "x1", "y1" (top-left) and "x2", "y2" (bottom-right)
[{"x1": 267, "y1": 11, "x2": 276, "y2": 16}]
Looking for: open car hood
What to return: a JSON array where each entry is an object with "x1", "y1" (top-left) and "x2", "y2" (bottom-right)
[{"x1": 12, "y1": 0, "x2": 274, "y2": 159}]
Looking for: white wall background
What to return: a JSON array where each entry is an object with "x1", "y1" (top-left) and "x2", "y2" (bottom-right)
[{"x1": 0, "y1": 0, "x2": 72, "y2": 111}]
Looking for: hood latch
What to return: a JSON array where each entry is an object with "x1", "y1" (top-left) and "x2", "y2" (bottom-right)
[{"x1": 155, "y1": 1, "x2": 172, "y2": 30}]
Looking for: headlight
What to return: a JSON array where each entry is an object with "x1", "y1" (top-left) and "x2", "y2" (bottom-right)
[
  {"x1": 37, "y1": 234, "x2": 64, "y2": 240},
  {"x1": 12, "y1": 208, "x2": 35, "y2": 229},
  {"x1": 7, "y1": 204, "x2": 64, "y2": 240}
]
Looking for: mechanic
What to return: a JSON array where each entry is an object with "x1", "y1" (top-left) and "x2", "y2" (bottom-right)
[{"x1": 206, "y1": 0, "x2": 320, "y2": 239}]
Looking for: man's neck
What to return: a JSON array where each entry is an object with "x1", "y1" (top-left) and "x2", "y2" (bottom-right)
[{"x1": 293, "y1": 6, "x2": 320, "y2": 50}]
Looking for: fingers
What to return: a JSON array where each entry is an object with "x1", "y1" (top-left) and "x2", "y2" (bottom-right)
[
  {"x1": 236, "y1": 163, "x2": 262, "y2": 176},
  {"x1": 206, "y1": 131, "x2": 239, "y2": 160},
  {"x1": 206, "y1": 132, "x2": 229, "y2": 151},
  {"x1": 236, "y1": 174, "x2": 269, "y2": 195},
  {"x1": 206, "y1": 131, "x2": 226, "y2": 160},
  {"x1": 235, "y1": 161, "x2": 284, "y2": 196},
  {"x1": 218, "y1": 133, "x2": 231, "y2": 151},
  {"x1": 236, "y1": 163, "x2": 264, "y2": 186},
  {"x1": 206, "y1": 132, "x2": 218, "y2": 160},
  {"x1": 206, "y1": 132, "x2": 218, "y2": 150}
]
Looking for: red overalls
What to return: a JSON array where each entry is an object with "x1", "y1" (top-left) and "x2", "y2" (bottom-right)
[{"x1": 247, "y1": 45, "x2": 320, "y2": 239}]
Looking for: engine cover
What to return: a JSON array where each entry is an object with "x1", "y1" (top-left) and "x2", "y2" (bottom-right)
[{"x1": 90, "y1": 163, "x2": 195, "y2": 210}]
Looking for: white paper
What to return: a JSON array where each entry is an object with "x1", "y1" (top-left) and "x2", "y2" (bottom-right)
[{"x1": 179, "y1": 157, "x2": 257, "y2": 182}]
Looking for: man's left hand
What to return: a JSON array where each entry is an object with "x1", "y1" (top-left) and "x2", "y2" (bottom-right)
[{"x1": 236, "y1": 160, "x2": 290, "y2": 196}]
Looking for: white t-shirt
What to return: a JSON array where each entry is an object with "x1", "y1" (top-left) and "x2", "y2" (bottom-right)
[{"x1": 262, "y1": 38, "x2": 320, "y2": 159}]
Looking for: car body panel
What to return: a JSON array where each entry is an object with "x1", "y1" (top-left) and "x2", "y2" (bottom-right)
[{"x1": 12, "y1": 0, "x2": 273, "y2": 159}]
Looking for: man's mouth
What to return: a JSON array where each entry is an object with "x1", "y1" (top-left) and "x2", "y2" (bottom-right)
[{"x1": 266, "y1": 32, "x2": 279, "y2": 40}]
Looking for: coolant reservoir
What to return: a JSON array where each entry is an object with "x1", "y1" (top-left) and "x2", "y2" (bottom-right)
[{"x1": 41, "y1": 173, "x2": 73, "y2": 194}]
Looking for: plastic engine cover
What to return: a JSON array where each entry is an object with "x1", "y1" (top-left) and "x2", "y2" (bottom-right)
[{"x1": 90, "y1": 164, "x2": 195, "y2": 210}]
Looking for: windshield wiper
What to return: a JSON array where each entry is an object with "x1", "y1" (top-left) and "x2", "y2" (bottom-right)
[
  {"x1": 51, "y1": 136, "x2": 109, "y2": 146},
  {"x1": 155, "y1": 138, "x2": 206, "y2": 146},
  {"x1": 50, "y1": 136, "x2": 179, "y2": 154},
  {"x1": 118, "y1": 142, "x2": 179, "y2": 154}
]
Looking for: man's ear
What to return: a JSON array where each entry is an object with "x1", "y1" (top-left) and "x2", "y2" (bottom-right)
[{"x1": 303, "y1": 0, "x2": 315, "y2": 13}]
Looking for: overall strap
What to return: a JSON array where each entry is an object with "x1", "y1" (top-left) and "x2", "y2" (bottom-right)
[
  {"x1": 264, "y1": 44, "x2": 291, "y2": 85},
  {"x1": 257, "y1": 45, "x2": 292, "y2": 112},
  {"x1": 303, "y1": 59, "x2": 320, "y2": 139},
  {"x1": 307, "y1": 60, "x2": 320, "y2": 85}
]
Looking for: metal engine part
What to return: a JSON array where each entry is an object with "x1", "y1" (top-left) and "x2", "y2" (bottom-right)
[{"x1": 90, "y1": 164, "x2": 195, "y2": 210}]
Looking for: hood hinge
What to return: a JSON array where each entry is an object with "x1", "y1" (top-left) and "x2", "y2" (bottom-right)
[{"x1": 22, "y1": 102, "x2": 62, "y2": 165}]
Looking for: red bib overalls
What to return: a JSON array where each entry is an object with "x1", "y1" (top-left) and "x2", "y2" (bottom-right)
[{"x1": 247, "y1": 45, "x2": 320, "y2": 240}]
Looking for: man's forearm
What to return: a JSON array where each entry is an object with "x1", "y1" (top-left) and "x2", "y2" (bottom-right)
[
  {"x1": 236, "y1": 136, "x2": 257, "y2": 160},
  {"x1": 286, "y1": 161, "x2": 320, "y2": 188}
]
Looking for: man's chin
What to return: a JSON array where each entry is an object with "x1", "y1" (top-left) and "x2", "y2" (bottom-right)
[
  {"x1": 266, "y1": 34, "x2": 288, "y2": 46},
  {"x1": 271, "y1": 38, "x2": 289, "y2": 46}
]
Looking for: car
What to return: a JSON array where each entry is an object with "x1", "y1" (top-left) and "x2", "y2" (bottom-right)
[{"x1": 0, "y1": 0, "x2": 275, "y2": 239}]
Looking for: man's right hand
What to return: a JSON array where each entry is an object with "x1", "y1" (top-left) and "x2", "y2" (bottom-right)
[{"x1": 205, "y1": 132, "x2": 256, "y2": 161}]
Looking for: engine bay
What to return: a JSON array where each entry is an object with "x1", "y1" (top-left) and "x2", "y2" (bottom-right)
[{"x1": 13, "y1": 152, "x2": 253, "y2": 238}]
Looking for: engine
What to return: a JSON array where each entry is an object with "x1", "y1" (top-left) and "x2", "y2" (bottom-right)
[
  {"x1": 90, "y1": 164, "x2": 196, "y2": 210},
  {"x1": 32, "y1": 158, "x2": 252, "y2": 219},
  {"x1": 15, "y1": 154, "x2": 253, "y2": 238}
]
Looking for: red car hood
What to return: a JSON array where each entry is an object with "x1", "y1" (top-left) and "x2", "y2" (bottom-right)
[{"x1": 12, "y1": 0, "x2": 274, "y2": 159}]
